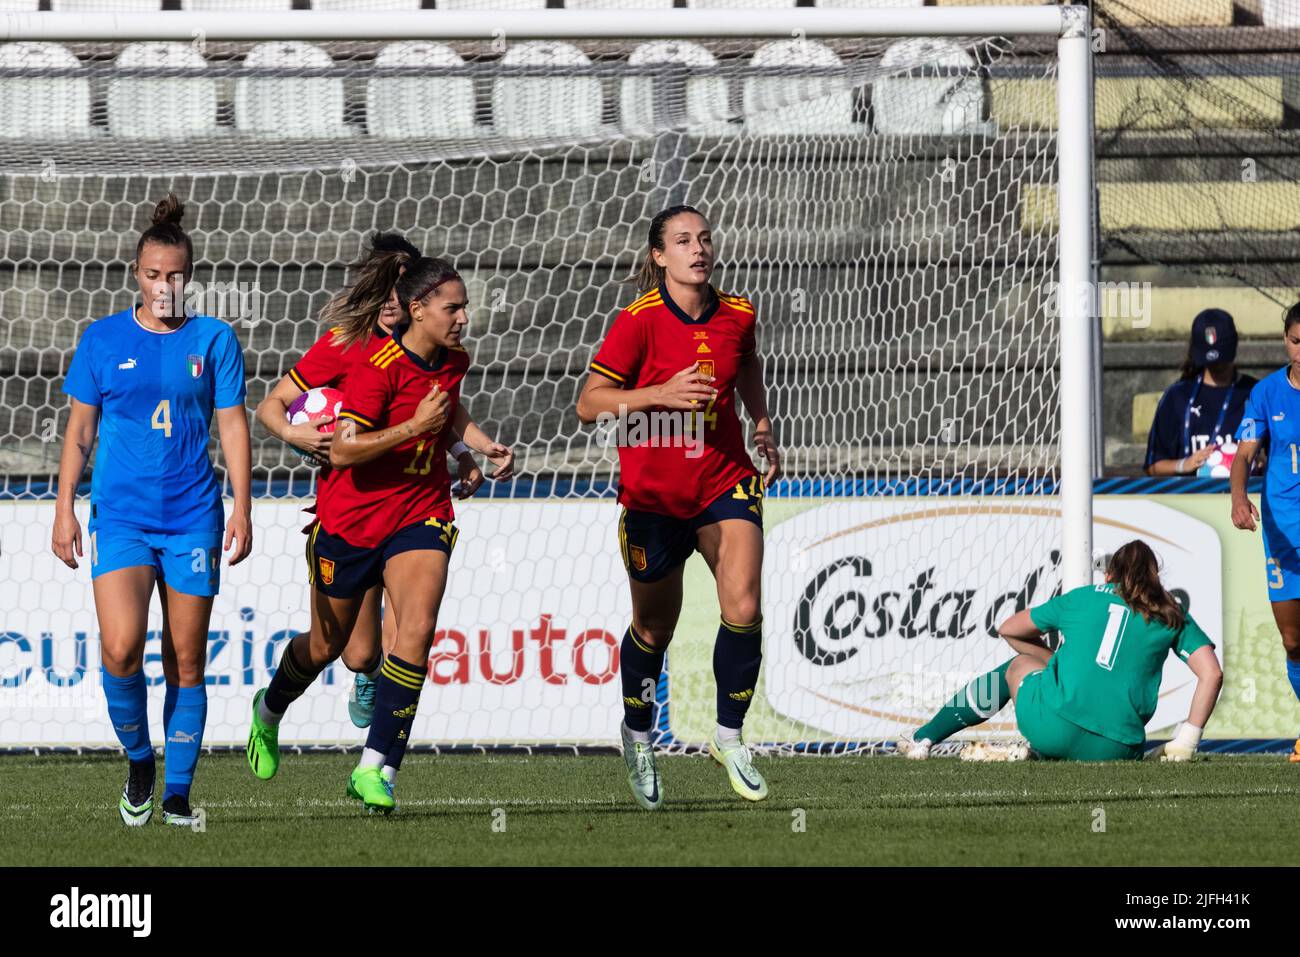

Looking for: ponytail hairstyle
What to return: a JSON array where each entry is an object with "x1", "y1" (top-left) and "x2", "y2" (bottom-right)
[
  {"x1": 320, "y1": 231, "x2": 422, "y2": 348},
  {"x1": 134, "y1": 193, "x2": 194, "y2": 280},
  {"x1": 395, "y1": 256, "x2": 462, "y2": 319},
  {"x1": 635, "y1": 204, "x2": 706, "y2": 293},
  {"x1": 1105, "y1": 540, "x2": 1185, "y2": 631},
  {"x1": 1177, "y1": 345, "x2": 1199, "y2": 382}
]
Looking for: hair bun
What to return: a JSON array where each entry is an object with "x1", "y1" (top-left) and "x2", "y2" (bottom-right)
[{"x1": 151, "y1": 193, "x2": 186, "y2": 228}]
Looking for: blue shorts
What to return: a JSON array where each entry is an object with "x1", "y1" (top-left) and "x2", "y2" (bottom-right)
[
  {"x1": 618, "y1": 478, "x2": 763, "y2": 583},
  {"x1": 89, "y1": 525, "x2": 222, "y2": 597},
  {"x1": 309, "y1": 516, "x2": 458, "y2": 599},
  {"x1": 1262, "y1": 537, "x2": 1300, "y2": 602}
]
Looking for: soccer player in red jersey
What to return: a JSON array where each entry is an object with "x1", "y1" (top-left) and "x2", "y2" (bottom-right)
[
  {"x1": 250, "y1": 235, "x2": 483, "y2": 745},
  {"x1": 577, "y1": 205, "x2": 780, "y2": 809},
  {"x1": 258, "y1": 255, "x2": 512, "y2": 813}
]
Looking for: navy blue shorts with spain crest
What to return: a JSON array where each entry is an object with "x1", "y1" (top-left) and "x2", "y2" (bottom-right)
[
  {"x1": 307, "y1": 515, "x2": 459, "y2": 598},
  {"x1": 618, "y1": 475, "x2": 763, "y2": 583}
]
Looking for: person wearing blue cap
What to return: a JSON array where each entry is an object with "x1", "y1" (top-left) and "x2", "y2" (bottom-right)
[{"x1": 1144, "y1": 308, "x2": 1256, "y2": 478}]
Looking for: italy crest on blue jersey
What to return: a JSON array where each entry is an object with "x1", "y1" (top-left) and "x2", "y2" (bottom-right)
[{"x1": 63, "y1": 307, "x2": 247, "y2": 534}]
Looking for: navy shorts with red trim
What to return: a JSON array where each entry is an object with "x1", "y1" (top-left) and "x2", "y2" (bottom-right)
[
  {"x1": 308, "y1": 515, "x2": 459, "y2": 598},
  {"x1": 618, "y1": 475, "x2": 763, "y2": 583}
]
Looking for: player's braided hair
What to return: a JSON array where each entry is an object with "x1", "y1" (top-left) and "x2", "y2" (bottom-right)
[
  {"x1": 134, "y1": 192, "x2": 194, "y2": 279},
  {"x1": 635, "y1": 204, "x2": 706, "y2": 293},
  {"x1": 395, "y1": 256, "x2": 462, "y2": 316},
  {"x1": 322, "y1": 232, "x2": 422, "y2": 348},
  {"x1": 1106, "y1": 540, "x2": 1185, "y2": 631}
]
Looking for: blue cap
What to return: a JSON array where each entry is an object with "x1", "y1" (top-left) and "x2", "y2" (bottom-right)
[{"x1": 1189, "y1": 308, "x2": 1237, "y2": 366}]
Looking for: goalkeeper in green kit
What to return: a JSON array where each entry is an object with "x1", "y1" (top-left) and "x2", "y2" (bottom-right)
[{"x1": 896, "y1": 540, "x2": 1223, "y2": 762}]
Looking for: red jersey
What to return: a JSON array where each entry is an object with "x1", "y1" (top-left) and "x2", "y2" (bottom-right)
[
  {"x1": 287, "y1": 325, "x2": 390, "y2": 500},
  {"x1": 319, "y1": 328, "x2": 470, "y2": 547},
  {"x1": 590, "y1": 283, "x2": 758, "y2": 519},
  {"x1": 289, "y1": 325, "x2": 371, "y2": 394}
]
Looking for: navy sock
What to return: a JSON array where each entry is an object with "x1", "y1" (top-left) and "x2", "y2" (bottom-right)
[
  {"x1": 102, "y1": 668, "x2": 153, "y2": 761},
  {"x1": 163, "y1": 684, "x2": 207, "y2": 802},
  {"x1": 619, "y1": 625, "x2": 665, "y2": 733},
  {"x1": 264, "y1": 637, "x2": 325, "y2": 715},
  {"x1": 1287, "y1": 657, "x2": 1300, "y2": 705},
  {"x1": 385, "y1": 708, "x2": 417, "y2": 772},
  {"x1": 714, "y1": 617, "x2": 763, "y2": 730},
  {"x1": 364, "y1": 655, "x2": 424, "y2": 760}
]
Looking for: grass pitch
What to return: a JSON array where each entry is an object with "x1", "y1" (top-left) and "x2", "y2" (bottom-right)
[{"x1": 2, "y1": 751, "x2": 1297, "y2": 866}]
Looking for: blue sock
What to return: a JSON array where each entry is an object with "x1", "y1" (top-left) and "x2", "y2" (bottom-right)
[
  {"x1": 1287, "y1": 658, "x2": 1300, "y2": 705},
  {"x1": 102, "y1": 667, "x2": 153, "y2": 761},
  {"x1": 163, "y1": 684, "x2": 207, "y2": 802},
  {"x1": 163, "y1": 682, "x2": 178, "y2": 731}
]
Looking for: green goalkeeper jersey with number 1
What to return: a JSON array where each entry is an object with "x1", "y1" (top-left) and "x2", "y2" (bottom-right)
[{"x1": 1028, "y1": 583, "x2": 1214, "y2": 746}]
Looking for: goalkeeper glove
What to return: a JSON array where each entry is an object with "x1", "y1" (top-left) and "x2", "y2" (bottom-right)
[{"x1": 1147, "y1": 722, "x2": 1202, "y2": 762}]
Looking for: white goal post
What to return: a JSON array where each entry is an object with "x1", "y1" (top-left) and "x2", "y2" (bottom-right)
[{"x1": 0, "y1": 6, "x2": 1096, "y2": 752}]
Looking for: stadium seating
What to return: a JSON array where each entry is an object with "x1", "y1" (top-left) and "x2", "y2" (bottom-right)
[
  {"x1": 180, "y1": 0, "x2": 296, "y2": 9},
  {"x1": 814, "y1": 0, "x2": 923, "y2": 8},
  {"x1": 1262, "y1": 0, "x2": 1300, "y2": 27},
  {"x1": 491, "y1": 42, "x2": 603, "y2": 138},
  {"x1": 565, "y1": 0, "x2": 676, "y2": 8},
  {"x1": 235, "y1": 42, "x2": 350, "y2": 138},
  {"x1": 0, "y1": 43, "x2": 92, "y2": 139},
  {"x1": 1102, "y1": 287, "x2": 1298, "y2": 342},
  {"x1": 0, "y1": 4, "x2": 1294, "y2": 478},
  {"x1": 313, "y1": 0, "x2": 423, "y2": 8},
  {"x1": 366, "y1": 42, "x2": 476, "y2": 138},
  {"x1": 438, "y1": 0, "x2": 548, "y2": 9},
  {"x1": 1022, "y1": 183, "x2": 1300, "y2": 233},
  {"x1": 1131, "y1": 393, "x2": 1161, "y2": 445},
  {"x1": 743, "y1": 40, "x2": 857, "y2": 134},
  {"x1": 686, "y1": 0, "x2": 797, "y2": 8},
  {"x1": 107, "y1": 42, "x2": 219, "y2": 139},
  {"x1": 48, "y1": 1, "x2": 164, "y2": 9},
  {"x1": 873, "y1": 38, "x2": 988, "y2": 135},
  {"x1": 990, "y1": 76, "x2": 1285, "y2": 131},
  {"x1": 621, "y1": 41, "x2": 731, "y2": 136},
  {"x1": 1093, "y1": 0, "x2": 1233, "y2": 28}
]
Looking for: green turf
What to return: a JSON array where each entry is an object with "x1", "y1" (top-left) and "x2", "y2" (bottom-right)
[{"x1": 2, "y1": 751, "x2": 1297, "y2": 866}]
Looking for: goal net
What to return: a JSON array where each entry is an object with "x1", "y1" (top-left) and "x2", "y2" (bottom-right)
[{"x1": 0, "y1": 9, "x2": 1105, "y2": 753}]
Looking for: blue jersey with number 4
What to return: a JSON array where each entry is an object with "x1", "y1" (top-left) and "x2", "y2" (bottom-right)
[
  {"x1": 1236, "y1": 367, "x2": 1300, "y2": 558},
  {"x1": 62, "y1": 307, "x2": 246, "y2": 533}
]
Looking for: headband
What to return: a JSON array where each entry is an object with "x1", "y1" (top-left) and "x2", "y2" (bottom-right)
[{"x1": 413, "y1": 273, "x2": 461, "y2": 303}]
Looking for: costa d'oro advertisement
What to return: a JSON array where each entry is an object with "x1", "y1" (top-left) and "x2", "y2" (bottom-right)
[
  {"x1": 2, "y1": 490, "x2": 1294, "y2": 748},
  {"x1": 757, "y1": 498, "x2": 1225, "y2": 742}
]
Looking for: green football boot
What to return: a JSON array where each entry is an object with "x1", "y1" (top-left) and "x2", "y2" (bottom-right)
[
  {"x1": 620, "y1": 722, "x2": 662, "y2": 811},
  {"x1": 246, "y1": 688, "x2": 280, "y2": 781},
  {"x1": 708, "y1": 730, "x2": 768, "y2": 802},
  {"x1": 118, "y1": 758, "x2": 155, "y2": 827},
  {"x1": 347, "y1": 766, "x2": 396, "y2": 815}
]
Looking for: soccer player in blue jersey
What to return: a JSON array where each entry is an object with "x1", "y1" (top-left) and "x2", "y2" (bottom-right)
[
  {"x1": 1231, "y1": 300, "x2": 1300, "y2": 762},
  {"x1": 50, "y1": 195, "x2": 252, "y2": 825}
]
